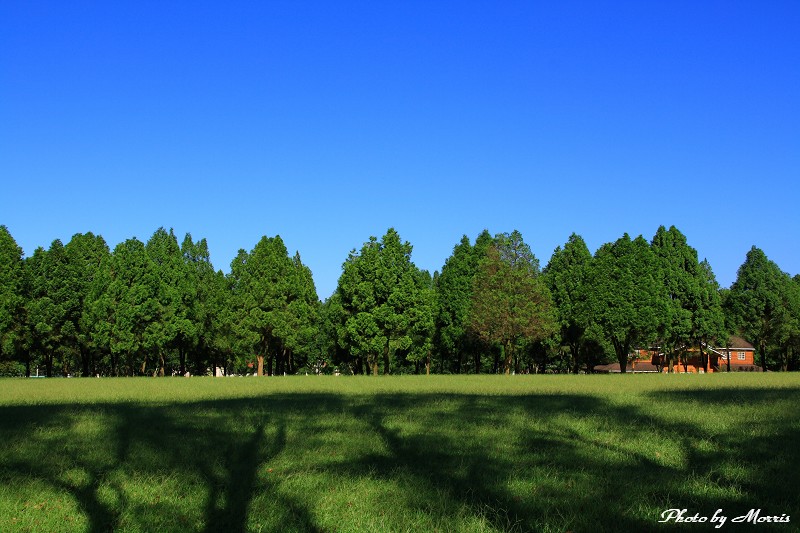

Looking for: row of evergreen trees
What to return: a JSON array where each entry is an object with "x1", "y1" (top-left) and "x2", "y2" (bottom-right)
[{"x1": 1, "y1": 224, "x2": 798, "y2": 377}]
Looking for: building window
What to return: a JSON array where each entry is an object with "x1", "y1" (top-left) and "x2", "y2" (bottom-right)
[{"x1": 738, "y1": 352, "x2": 746, "y2": 361}]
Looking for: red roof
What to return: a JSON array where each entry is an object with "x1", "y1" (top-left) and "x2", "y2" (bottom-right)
[{"x1": 726, "y1": 336, "x2": 755, "y2": 350}]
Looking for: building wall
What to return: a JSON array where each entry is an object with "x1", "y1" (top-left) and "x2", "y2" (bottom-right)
[
  {"x1": 632, "y1": 348, "x2": 756, "y2": 373},
  {"x1": 717, "y1": 350, "x2": 755, "y2": 366}
]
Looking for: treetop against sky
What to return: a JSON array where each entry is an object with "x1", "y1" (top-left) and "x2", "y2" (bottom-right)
[{"x1": 1, "y1": 1, "x2": 798, "y2": 298}]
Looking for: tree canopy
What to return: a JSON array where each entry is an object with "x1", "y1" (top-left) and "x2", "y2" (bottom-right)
[
  {"x1": 468, "y1": 231, "x2": 556, "y2": 374},
  {"x1": 1, "y1": 224, "x2": 798, "y2": 377},
  {"x1": 584, "y1": 234, "x2": 665, "y2": 373},
  {"x1": 543, "y1": 233, "x2": 593, "y2": 373},
  {"x1": 336, "y1": 228, "x2": 427, "y2": 375},
  {"x1": 651, "y1": 226, "x2": 726, "y2": 372},
  {"x1": 0, "y1": 227, "x2": 26, "y2": 375},
  {"x1": 725, "y1": 246, "x2": 797, "y2": 371}
]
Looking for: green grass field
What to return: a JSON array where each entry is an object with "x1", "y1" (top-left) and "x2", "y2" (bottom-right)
[{"x1": 1, "y1": 374, "x2": 798, "y2": 532}]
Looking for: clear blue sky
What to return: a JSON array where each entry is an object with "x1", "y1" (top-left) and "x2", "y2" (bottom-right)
[{"x1": 2, "y1": 1, "x2": 798, "y2": 299}]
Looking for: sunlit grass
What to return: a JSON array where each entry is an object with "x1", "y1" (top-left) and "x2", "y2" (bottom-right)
[{"x1": 1, "y1": 374, "x2": 798, "y2": 532}]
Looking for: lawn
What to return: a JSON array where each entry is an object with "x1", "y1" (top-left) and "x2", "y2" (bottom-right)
[{"x1": 1, "y1": 374, "x2": 798, "y2": 532}]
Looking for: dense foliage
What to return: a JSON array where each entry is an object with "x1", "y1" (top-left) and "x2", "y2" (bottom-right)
[{"x1": 1, "y1": 224, "x2": 798, "y2": 376}]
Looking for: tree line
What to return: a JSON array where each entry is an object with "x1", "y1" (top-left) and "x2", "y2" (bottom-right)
[{"x1": 1, "y1": 224, "x2": 798, "y2": 377}]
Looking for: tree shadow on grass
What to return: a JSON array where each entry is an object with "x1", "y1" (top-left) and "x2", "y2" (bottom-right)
[
  {"x1": 338, "y1": 390, "x2": 800, "y2": 531},
  {"x1": 1, "y1": 385, "x2": 799, "y2": 532},
  {"x1": 343, "y1": 394, "x2": 669, "y2": 532},
  {"x1": 0, "y1": 399, "x2": 323, "y2": 532},
  {"x1": 202, "y1": 422, "x2": 268, "y2": 533},
  {"x1": 643, "y1": 387, "x2": 800, "y2": 523},
  {"x1": 111, "y1": 400, "x2": 322, "y2": 533}
]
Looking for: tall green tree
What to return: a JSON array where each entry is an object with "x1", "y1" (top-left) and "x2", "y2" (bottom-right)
[
  {"x1": 435, "y1": 235, "x2": 475, "y2": 374},
  {"x1": 273, "y1": 252, "x2": 320, "y2": 374},
  {"x1": 336, "y1": 237, "x2": 382, "y2": 375},
  {"x1": 318, "y1": 293, "x2": 349, "y2": 374},
  {"x1": 768, "y1": 273, "x2": 800, "y2": 372},
  {"x1": 64, "y1": 232, "x2": 110, "y2": 376},
  {"x1": 784, "y1": 276, "x2": 800, "y2": 371},
  {"x1": 650, "y1": 226, "x2": 726, "y2": 372},
  {"x1": 82, "y1": 249, "x2": 114, "y2": 375},
  {"x1": 144, "y1": 228, "x2": 195, "y2": 376},
  {"x1": 181, "y1": 234, "x2": 219, "y2": 375},
  {"x1": 0, "y1": 226, "x2": 25, "y2": 372},
  {"x1": 27, "y1": 241, "x2": 75, "y2": 377},
  {"x1": 695, "y1": 259, "x2": 727, "y2": 371},
  {"x1": 468, "y1": 231, "x2": 556, "y2": 374},
  {"x1": 543, "y1": 233, "x2": 592, "y2": 373},
  {"x1": 337, "y1": 228, "x2": 425, "y2": 375},
  {"x1": 204, "y1": 269, "x2": 237, "y2": 375},
  {"x1": 227, "y1": 249, "x2": 253, "y2": 372},
  {"x1": 230, "y1": 236, "x2": 295, "y2": 376},
  {"x1": 585, "y1": 234, "x2": 666, "y2": 373},
  {"x1": 26, "y1": 234, "x2": 112, "y2": 377},
  {"x1": 405, "y1": 269, "x2": 437, "y2": 374},
  {"x1": 106, "y1": 238, "x2": 159, "y2": 376},
  {"x1": 434, "y1": 230, "x2": 494, "y2": 374},
  {"x1": 725, "y1": 246, "x2": 794, "y2": 371}
]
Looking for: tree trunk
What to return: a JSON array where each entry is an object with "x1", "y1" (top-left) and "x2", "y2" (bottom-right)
[
  {"x1": 279, "y1": 348, "x2": 286, "y2": 374},
  {"x1": 570, "y1": 342, "x2": 581, "y2": 374},
  {"x1": 81, "y1": 350, "x2": 90, "y2": 378},
  {"x1": 257, "y1": 354, "x2": 264, "y2": 376},
  {"x1": 372, "y1": 357, "x2": 378, "y2": 376},
  {"x1": 613, "y1": 340, "x2": 628, "y2": 373},
  {"x1": 702, "y1": 345, "x2": 708, "y2": 372},
  {"x1": 426, "y1": 351, "x2": 431, "y2": 375},
  {"x1": 504, "y1": 342, "x2": 512, "y2": 375},
  {"x1": 179, "y1": 345, "x2": 186, "y2": 376},
  {"x1": 159, "y1": 351, "x2": 165, "y2": 377},
  {"x1": 383, "y1": 343, "x2": 390, "y2": 375}
]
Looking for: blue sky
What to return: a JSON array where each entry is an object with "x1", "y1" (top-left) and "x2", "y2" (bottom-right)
[{"x1": 2, "y1": 1, "x2": 798, "y2": 299}]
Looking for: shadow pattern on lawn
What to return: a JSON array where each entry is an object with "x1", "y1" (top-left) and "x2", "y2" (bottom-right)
[{"x1": 0, "y1": 385, "x2": 798, "y2": 532}]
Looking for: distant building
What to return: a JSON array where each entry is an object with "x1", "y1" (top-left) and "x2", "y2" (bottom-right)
[{"x1": 594, "y1": 336, "x2": 761, "y2": 373}]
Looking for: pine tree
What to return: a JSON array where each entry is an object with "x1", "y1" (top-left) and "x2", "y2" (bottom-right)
[{"x1": 468, "y1": 231, "x2": 556, "y2": 374}]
